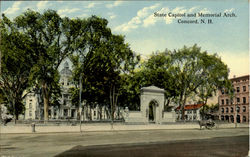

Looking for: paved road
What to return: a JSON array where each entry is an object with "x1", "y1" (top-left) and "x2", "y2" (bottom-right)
[
  {"x1": 55, "y1": 135, "x2": 249, "y2": 157},
  {"x1": 0, "y1": 128, "x2": 249, "y2": 157}
]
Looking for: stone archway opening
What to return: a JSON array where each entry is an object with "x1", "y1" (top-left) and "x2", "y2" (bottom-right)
[{"x1": 148, "y1": 100, "x2": 158, "y2": 123}]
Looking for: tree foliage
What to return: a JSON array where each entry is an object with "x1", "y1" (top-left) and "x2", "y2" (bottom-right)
[
  {"x1": 0, "y1": 14, "x2": 35, "y2": 120},
  {"x1": 170, "y1": 45, "x2": 230, "y2": 119},
  {"x1": 12, "y1": 9, "x2": 82, "y2": 120},
  {"x1": 70, "y1": 16, "x2": 140, "y2": 120}
]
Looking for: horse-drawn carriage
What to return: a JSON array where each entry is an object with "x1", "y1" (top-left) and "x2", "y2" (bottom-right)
[{"x1": 198, "y1": 119, "x2": 215, "y2": 129}]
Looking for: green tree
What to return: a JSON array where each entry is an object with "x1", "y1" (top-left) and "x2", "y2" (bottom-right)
[
  {"x1": 119, "y1": 51, "x2": 179, "y2": 111},
  {"x1": 142, "y1": 51, "x2": 179, "y2": 107},
  {"x1": 197, "y1": 52, "x2": 231, "y2": 106},
  {"x1": 171, "y1": 45, "x2": 230, "y2": 120},
  {"x1": 13, "y1": 9, "x2": 82, "y2": 121},
  {"x1": 70, "y1": 16, "x2": 140, "y2": 122},
  {"x1": 0, "y1": 14, "x2": 35, "y2": 121}
]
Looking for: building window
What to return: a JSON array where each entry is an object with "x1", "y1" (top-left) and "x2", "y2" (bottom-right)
[
  {"x1": 29, "y1": 111, "x2": 32, "y2": 117},
  {"x1": 236, "y1": 106, "x2": 240, "y2": 113},
  {"x1": 221, "y1": 89, "x2": 225, "y2": 94},
  {"x1": 193, "y1": 115, "x2": 196, "y2": 120},
  {"x1": 230, "y1": 99, "x2": 233, "y2": 105},
  {"x1": 243, "y1": 97, "x2": 246, "y2": 104},
  {"x1": 221, "y1": 108, "x2": 224, "y2": 113},
  {"x1": 226, "y1": 107, "x2": 228, "y2": 113},
  {"x1": 188, "y1": 115, "x2": 192, "y2": 120},
  {"x1": 64, "y1": 109, "x2": 68, "y2": 117},
  {"x1": 225, "y1": 115, "x2": 229, "y2": 121},
  {"x1": 94, "y1": 111, "x2": 96, "y2": 116},
  {"x1": 236, "y1": 87, "x2": 240, "y2": 93},
  {"x1": 230, "y1": 107, "x2": 234, "y2": 113},
  {"x1": 243, "y1": 116, "x2": 246, "y2": 122},
  {"x1": 226, "y1": 99, "x2": 229, "y2": 105},
  {"x1": 193, "y1": 110, "x2": 196, "y2": 114},
  {"x1": 29, "y1": 103, "x2": 32, "y2": 109},
  {"x1": 230, "y1": 115, "x2": 234, "y2": 123},
  {"x1": 237, "y1": 97, "x2": 240, "y2": 103},
  {"x1": 243, "y1": 86, "x2": 246, "y2": 92},
  {"x1": 243, "y1": 106, "x2": 246, "y2": 112},
  {"x1": 221, "y1": 115, "x2": 224, "y2": 121},
  {"x1": 221, "y1": 99, "x2": 224, "y2": 105}
]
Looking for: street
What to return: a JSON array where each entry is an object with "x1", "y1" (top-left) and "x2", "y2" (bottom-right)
[
  {"x1": 56, "y1": 135, "x2": 249, "y2": 157},
  {"x1": 0, "y1": 128, "x2": 249, "y2": 157}
]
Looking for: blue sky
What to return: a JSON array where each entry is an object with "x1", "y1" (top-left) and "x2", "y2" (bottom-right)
[{"x1": 1, "y1": 0, "x2": 249, "y2": 78}]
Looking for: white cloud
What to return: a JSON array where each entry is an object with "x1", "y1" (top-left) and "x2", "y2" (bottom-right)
[
  {"x1": 57, "y1": 8, "x2": 81, "y2": 16},
  {"x1": 115, "y1": 16, "x2": 141, "y2": 32},
  {"x1": 3, "y1": 1, "x2": 22, "y2": 15},
  {"x1": 137, "y1": 3, "x2": 160, "y2": 18},
  {"x1": 78, "y1": 13, "x2": 88, "y2": 18},
  {"x1": 110, "y1": 15, "x2": 116, "y2": 19},
  {"x1": 143, "y1": 14, "x2": 158, "y2": 27},
  {"x1": 106, "y1": 1, "x2": 123, "y2": 9},
  {"x1": 107, "y1": 12, "x2": 117, "y2": 20},
  {"x1": 199, "y1": 8, "x2": 210, "y2": 14},
  {"x1": 85, "y1": 2, "x2": 96, "y2": 9},
  {"x1": 115, "y1": 5, "x2": 213, "y2": 32},
  {"x1": 172, "y1": 7, "x2": 187, "y2": 14},
  {"x1": 189, "y1": 6, "x2": 198, "y2": 13},
  {"x1": 224, "y1": 8, "x2": 235, "y2": 13},
  {"x1": 114, "y1": 3, "x2": 160, "y2": 32},
  {"x1": 37, "y1": 1, "x2": 48, "y2": 10}
]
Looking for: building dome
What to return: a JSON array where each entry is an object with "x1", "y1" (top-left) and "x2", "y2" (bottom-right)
[{"x1": 60, "y1": 61, "x2": 72, "y2": 76}]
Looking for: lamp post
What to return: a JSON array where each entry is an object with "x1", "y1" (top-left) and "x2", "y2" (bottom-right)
[
  {"x1": 234, "y1": 102, "x2": 239, "y2": 128},
  {"x1": 79, "y1": 56, "x2": 83, "y2": 133},
  {"x1": 234, "y1": 102, "x2": 236, "y2": 128}
]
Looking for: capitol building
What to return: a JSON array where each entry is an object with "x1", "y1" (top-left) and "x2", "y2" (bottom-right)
[{"x1": 24, "y1": 61, "x2": 120, "y2": 121}]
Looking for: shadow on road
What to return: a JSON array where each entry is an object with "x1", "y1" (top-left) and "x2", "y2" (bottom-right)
[{"x1": 55, "y1": 135, "x2": 249, "y2": 157}]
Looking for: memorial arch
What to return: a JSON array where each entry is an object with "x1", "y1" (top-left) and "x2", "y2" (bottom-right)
[
  {"x1": 140, "y1": 86, "x2": 165, "y2": 124},
  {"x1": 124, "y1": 86, "x2": 176, "y2": 124}
]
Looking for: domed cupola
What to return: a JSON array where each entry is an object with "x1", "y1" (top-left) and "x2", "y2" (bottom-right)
[{"x1": 60, "y1": 61, "x2": 72, "y2": 76}]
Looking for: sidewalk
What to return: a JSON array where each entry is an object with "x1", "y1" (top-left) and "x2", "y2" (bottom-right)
[{"x1": 0, "y1": 123, "x2": 248, "y2": 134}]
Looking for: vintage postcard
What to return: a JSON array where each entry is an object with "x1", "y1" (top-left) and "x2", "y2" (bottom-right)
[{"x1": 0, "y1": 0, "x2": 249, "y2": 157}]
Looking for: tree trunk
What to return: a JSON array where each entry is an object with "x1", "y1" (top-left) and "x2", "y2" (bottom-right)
[
  {"x1": 181, "y1": 94, "x2": 187, "y2": 120},
  {"x1": 181, "y1": 85, "x2": 187, "y2": 120},
  {"x1": 42, "y1": 82, "x2": 49, "y2": 122},
  {"x1": 110, "y1": 85, "x2": 114, "y2": 128},
  {"x1": 12, "y1": 98, "x2": 17, "y2": 124}
]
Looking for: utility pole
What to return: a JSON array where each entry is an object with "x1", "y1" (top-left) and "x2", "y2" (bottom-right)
[
  {"x1": 234, "y1": 102, "x2": 238, "y2": 128},
  {"x1": 234, "y1": 102, "x2": 237, "y2": 128},
  {"x1": 79, "y1": 56, "x2": 83, "y2": 133}
]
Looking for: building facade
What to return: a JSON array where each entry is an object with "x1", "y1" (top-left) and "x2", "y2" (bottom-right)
[
  {"x1": 57, "y1": 61, "x2": 77, "y2": 119},
  {"x1": 176, "y1": 103, "x2": 203, "y2": 121},
  {"x1": 218, "y1": 75, "x2": 249, "y2": 123},
  {"x1": 24, "y1": 61, "x2": 121, "y2": 121},
  {"x1": 24, "y1": 61, "x2": 77, "y2": 120},
  {"x1": 24, "y1": 92, "x2": 41, "y2": 120}
]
